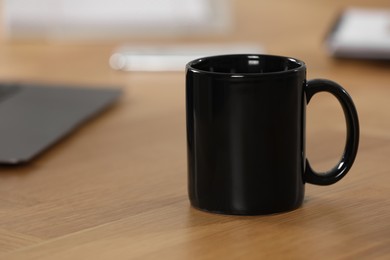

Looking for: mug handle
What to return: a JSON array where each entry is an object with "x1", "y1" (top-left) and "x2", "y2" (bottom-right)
[{"x1": 305, "y1": 79, "x2": 359, "y2": 185}]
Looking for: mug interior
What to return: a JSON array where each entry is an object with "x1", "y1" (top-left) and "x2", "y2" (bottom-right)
[{"x1": 189, "y1": 54, "x2": 304, "y2": 74}]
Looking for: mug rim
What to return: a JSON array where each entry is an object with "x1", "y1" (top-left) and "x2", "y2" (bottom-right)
[{"x1": 186, "y1": 54, "x2": 306, "y2": 78}]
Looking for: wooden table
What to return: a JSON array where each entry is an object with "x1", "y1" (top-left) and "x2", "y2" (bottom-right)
[{"x1": 0, "y1": 0, "x2": 389, "y2": 259}]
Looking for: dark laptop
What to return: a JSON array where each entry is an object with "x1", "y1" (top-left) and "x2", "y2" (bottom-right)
[{"x1": 0, "y1": 82, "x2": 122, "y2": 165}]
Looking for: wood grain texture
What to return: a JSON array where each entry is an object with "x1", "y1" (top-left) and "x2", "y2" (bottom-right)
[{"x1": 0, "y1": 0, "x2": 389, "y2": 259}]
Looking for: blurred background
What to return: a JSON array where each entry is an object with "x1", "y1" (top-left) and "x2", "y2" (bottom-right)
[
  {"x1": 1, "y1": 0, "x2": 389, "y2": 80},
  {"x1": 0, "y1": 0, "x2": 388, "y2": 90}
]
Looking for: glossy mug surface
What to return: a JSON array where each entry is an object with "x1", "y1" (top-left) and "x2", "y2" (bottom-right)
[{"x1": 185, "y1": 54, "x2": 359, "y2": 215}]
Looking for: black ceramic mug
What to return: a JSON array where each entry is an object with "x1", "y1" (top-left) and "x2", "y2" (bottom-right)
[{"x1": 186, "y1": 54, "x2": 359, "y2": 215}]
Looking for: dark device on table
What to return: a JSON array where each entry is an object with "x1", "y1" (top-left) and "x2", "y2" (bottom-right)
[{"x1": 0, "y1": 82, "x2": 122, "y2": 165}]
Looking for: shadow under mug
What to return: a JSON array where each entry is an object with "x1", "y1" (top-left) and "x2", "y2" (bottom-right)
[{"x1": 186, "y1": 54, "x2": 359, "y2": 215}]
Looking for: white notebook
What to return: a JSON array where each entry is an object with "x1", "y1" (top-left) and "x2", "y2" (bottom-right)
[{"x1": 326, "y1": 8, "x2": 390, "y2": 59}]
